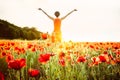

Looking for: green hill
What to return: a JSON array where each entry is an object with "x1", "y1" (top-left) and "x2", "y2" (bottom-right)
[{"x1": 0, "y1": 19, "x2": 42, "y2": 40}]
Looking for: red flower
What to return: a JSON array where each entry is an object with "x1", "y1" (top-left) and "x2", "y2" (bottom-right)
[
  {"x1": 91, "y1": 57, "x2": 100, "y2": 65},
  {"x1": 99, "y1": 55, "x2": 106, "y2": 62},
  {"x1": 39, "y1": 46, "x2": 44, "y2": 52},
  {"x1": 103, "y1": 51, "x2": 108, "y2": 54},
  {"x1": 89, "y1": 45, "x2": 94, "y2": 49},
  {"x1": 14, "y1": 46, "x2": 20, "y2": 51},
  {"x1": 42, "y1": 33, "x2": 48, "y2": 39},
  {"x1": 59, "y1": 52, "x2": 65, "y2": 59},
  {"x1": 11, "y1": 42, "x2": 15, "y2": 46},
  {"x1": 4, "y1": 47, "x2": 10, "y2": 50},
  {"x1": 8, "y1": 58, "x2": 26, "y2": 70},
  {"x1": 6, "y1": 54, "x2": 14, "y2": 62},
  {"x1": 0, "y1": 43, "x2": 4, "y2": 46},
  {"x1": 0, "y1": 71, "x2": 4, "y2": 80},
  {"x1": 27, "y1": 44, "x2": 33, "y2": 49},
  {"x1": 2, "y1": 52, "x2": 6, "y2": 57},
  {"x1": 59, "y1": 58, "x2": 65, "y2": 67},
  {"x1": 77, "y1": 56, "x2": 86, "y2": 63},
  {"x1": 28, "y1": 68, "x2": 40, "y2": 77},
  {"x1": 38, "y1": 54, "x2": 51, "y2": 64}
]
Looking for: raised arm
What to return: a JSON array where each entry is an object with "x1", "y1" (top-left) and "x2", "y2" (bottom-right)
[
  {"x1": 38, "y1": 8, "x2": 54, "y2": 20},
  {"x1": 61, "y1": 9, "x2": 77, "y2": 20}
]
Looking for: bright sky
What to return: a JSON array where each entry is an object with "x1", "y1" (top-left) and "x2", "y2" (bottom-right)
[{"x1": 0, "y1": 0, "x2": 120, "y2": 42}]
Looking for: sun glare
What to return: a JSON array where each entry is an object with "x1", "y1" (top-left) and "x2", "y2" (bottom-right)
[{"x1": 62, "y1": 32, "x2": 78, "y2": 42}]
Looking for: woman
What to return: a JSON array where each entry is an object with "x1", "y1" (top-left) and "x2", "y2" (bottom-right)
[{"x1": 38, "y1": 8, "x2": 77, "y2": 42}]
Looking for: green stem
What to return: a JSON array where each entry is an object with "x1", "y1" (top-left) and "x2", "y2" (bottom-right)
[{"x1": 19, "y1": 70, "x2": 22, "y2": 80}]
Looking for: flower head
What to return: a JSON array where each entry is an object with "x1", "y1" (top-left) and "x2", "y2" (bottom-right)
[
  {"x1": 77, "y1": 56, "x2": 86, "y2": 63},
  {"x1": 8, "y1": 58, "x2": 26, "y2": 70},
  {"x1": 0, "y1": 71, "x2": 4, "y2": 80},
  {"x1": 99, "y1": 55, "x2": 107, "y2": 62},
  {"x1": 59, "y1": 58, "x2": 65, "y2": 67},
  {"x1": 28, "y1": 68, "x2": 40, "y2": 77},
  {"x1": 38, "y1": 53, "x2": 51, "y2": 64}
]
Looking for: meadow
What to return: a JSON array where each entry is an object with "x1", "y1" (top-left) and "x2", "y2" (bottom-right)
[{"x1": 0, "y1": 40, "x2": 120, "y2": 80}]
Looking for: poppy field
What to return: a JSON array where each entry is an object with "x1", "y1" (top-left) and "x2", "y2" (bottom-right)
[{"x1": 0, "y1": 40, "x2": 120, "y2": 80}]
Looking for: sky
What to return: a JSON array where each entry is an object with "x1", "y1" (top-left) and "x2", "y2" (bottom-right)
[{"x1": 0, "y1": 0, "x2": 120, "y2": 42}]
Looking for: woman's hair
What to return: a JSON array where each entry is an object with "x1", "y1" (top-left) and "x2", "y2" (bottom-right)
[{"x1": 54, "y1": 11, "x2": 60, "y2": 17}]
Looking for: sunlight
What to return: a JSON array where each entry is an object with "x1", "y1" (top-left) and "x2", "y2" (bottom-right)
[
  {"x1": 0, "y1": 0, "x2": 120, "y2": 42},
  {"x1": 62, "y1": 32, "x2": 79, "y2": 42}
]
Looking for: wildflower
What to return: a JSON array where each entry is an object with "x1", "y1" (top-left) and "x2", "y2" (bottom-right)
[
  {"x1": 59, "y1": 51, "x2": 65, "y2": 59},
  {"x1": 59, "y1": 58, "x2": 65, "y2": 66},
  {"x1": 14, "y1": 46, "x2": 20, "y2": 51},
  {"x1": 91, "y1": 57, "x2": 100, "y2": 65},
  {"x1": 89, "y1": 45, "x2": 94, "y2": 49},
  {"x1": 0, "y1": 43, "x2": 4, "y2": 46},
  {"x1": 103, "y1": 51, "x2": 108, "y2": 54},
  {"x1": 99, "y1": 55, "x2": 106, "y2": 62},
  {"x1": 77, "y1": 56, "x2": 86, "y2": 63},
  {"x1": 39, "y1": 46, "x2": 44, "y2": 52},
  {"x1": 11, "y1": 42, "x2": 15, "y2": 46},
  {"x1": 28, "y1": 68, "x2": 40, "y2": 77},
  {"x1": 42, "y1": 33, "x2": 48, "y2": 39},
  {"x1": 32, "y1": 47, "x2": 36, "y2": 52},
  {"x1": 27, "y1": 44, "x2": 33, "y2": 49},
  {"x1": 0, "y1": 71, "x2": 4, "y2": 80},
  {"x1": 4, "y1": 47, "x2": 10, "y2": 50},
  {"x1": 8, "y1": 58, "x2": 26, "y2": 70},
  {"x1": 38, "y1": 53, "x2": 51, "y2": 64},
  {"x1": 6, "y1": 53, "x2": 14, "y2": 62},
  {"x1": 2, "y1": 52, "x2": 6, "y2": 57}
]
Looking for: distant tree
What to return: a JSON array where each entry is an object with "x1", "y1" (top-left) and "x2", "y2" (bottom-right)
[{"x1": 0, "y1": 19, "x2": 42, "y2": 40}]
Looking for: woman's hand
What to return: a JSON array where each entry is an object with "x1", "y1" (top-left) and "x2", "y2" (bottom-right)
[
  {"x1": 38, "y1": 8, "x2": 42, "y2": 10},
  {"x1": 74, "y1": 9, "x2": 77, "y2": 11}
]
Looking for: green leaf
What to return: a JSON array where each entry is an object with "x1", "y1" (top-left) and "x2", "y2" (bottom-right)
[{"x1": 0, "y1": 57, "x2": 8, "y2": 73}]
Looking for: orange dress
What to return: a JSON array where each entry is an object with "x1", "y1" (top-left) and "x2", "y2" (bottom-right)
[{"x1": 52, "y1": 18, "x2": 62, "y2": 42}]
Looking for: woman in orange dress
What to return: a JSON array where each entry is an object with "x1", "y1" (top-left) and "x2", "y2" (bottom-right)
[{"x1": 38, "y1": 8, "x2": 77, "y2": 42}]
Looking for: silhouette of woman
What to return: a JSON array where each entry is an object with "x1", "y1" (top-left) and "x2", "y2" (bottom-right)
[{"x1": 38, "y1": 8, "x2": 77, "y2": 42}]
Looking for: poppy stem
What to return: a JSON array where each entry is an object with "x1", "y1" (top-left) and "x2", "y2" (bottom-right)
[{"x1": 19, "y1": 70, "x2": 22, "y2": 80}]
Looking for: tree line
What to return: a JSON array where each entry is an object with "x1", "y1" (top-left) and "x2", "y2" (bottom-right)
[{"x1": 0, "y1": 19, "x2": 43, "y2": 40}]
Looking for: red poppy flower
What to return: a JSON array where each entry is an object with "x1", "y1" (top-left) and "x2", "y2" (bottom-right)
[
  {"x1": 8, "y1": 58, "x2": 26, "y2": 70},
  {"x1": 59, "y1": 52, "x2": 65, "y2": 59},
  {"x1": 42, "y1": 33, "x2": 48, "y2": 39},
  {"x1": 99, "y1": 55, "x2": 106, "y2": 62},
  {"x1": 0, "y1": 71, "x2": 4, "y2": 80},
  {"x1": 6, "y1": 54, "x2": 14, "y2": 62},
  {"x1": 59, "y1": 58, "x2": 65, "y2": 67},
  {"x1": 103, "y1": 51, "x2": 108, "y2": 54},
  {"x1": 27, "y1": 44, "x2": 33, "y2": 49},
  {"x1": 91, "y1": 57, "x2": 100, "y2": 65},
  {"x1": 38, "y1": 54, "x2": 51, "y2": 64},
  {"x1": 2, "y1": 52, "x2": 6, "y2": 57},
  {"x1": 28, "y1": 68, "x2": 40, "y2": 77},
  {"x1": 92, "y1": 57, "x2": 96, "y2": 63},
  {"x1": 14, "y1": 46, "x2": 20, "y2": 51},
  {"x1": 31, "y1": 47, "x2": 35, "y2": 52},
  {"x1": 0, "y1": 43, "x2": 4, "y2": 46},
  {"x1": 89, "y1": 45, "x2": 94, "y2": 49},
  {"x1": 77, "y1": 56, "x2": 86, "y2": 63},
  {"x1": 39, "y1": 48, "x2": 44, "y2": 52},
  {"x1": 11, "y1": 42, "x2": 15, "y2": 46},
  {"x1": 4, "y1": 47, "x2": 10, "y2": 50}
]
